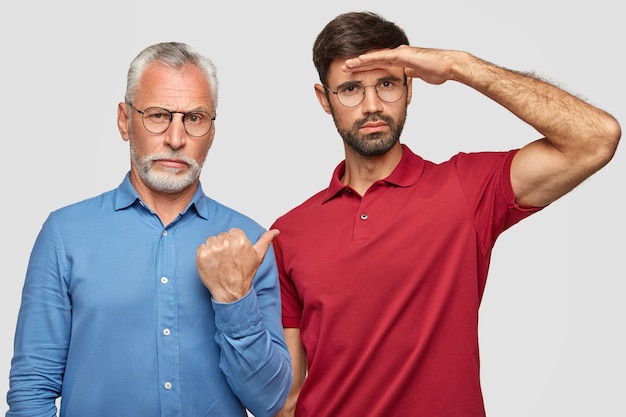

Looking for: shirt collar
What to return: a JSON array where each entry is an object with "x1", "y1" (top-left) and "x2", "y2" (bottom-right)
[
  {"x1": 323, "y1": 144, "x2": 424, "y2": 203},
  {"x1": 114, "y1": 172, "x2": 209, "y2": 220}
]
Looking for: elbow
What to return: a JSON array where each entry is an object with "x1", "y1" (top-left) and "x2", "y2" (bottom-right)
[
  {"x1": 588, "y1": 114, "x2": 621, "y2": 170},
  {"x1": 600, "y1": 115, "x2": 621, "y2": 162}
]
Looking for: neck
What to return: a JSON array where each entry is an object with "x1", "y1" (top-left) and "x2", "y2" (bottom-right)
[
  {"x1": 129, "y1": 171, "x2": 198, "y2": 225},
  {"x1": 341, "y1": 142, "x2": 403, "y2": 196}
]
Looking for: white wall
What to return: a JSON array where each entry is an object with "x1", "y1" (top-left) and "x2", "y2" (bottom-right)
[{"x1": 1, "y1": 1, "x2": 624, "y2": 416}]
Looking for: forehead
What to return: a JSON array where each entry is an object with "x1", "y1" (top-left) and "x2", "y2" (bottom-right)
[
  {"x1": 326, "y1": 58, "x2": 405, "y2": 86},
  {"x1": 136, "y1": 62, "x2": 214, "y2": 109}
]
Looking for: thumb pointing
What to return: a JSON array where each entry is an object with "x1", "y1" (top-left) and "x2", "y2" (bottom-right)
[{"x1": 253, "y1": 229, "x2": 280, "y2": 259}]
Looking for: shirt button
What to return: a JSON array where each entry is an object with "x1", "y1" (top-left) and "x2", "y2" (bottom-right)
[
  {"x1": 161, "y1": 277, "x2": 168, "y2": 284},
  {"x1": 164, "y1": 382, "x2": 172, "y2": 390},
  {"x1": 163, "y1": 328, "x2": 171, "y2": 336},
  {"x1": 162, "y1": 230, "x2": 168, "y2": 237},
  {"x1": 360, "y1": 213, "x2": 368, "y2": 220}
]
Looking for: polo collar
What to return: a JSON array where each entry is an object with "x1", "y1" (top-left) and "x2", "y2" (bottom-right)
[{"x1": 323, "y1": 144, "x2": 424, "y2": 203}]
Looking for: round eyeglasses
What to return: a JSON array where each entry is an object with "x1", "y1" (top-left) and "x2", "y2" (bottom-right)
[
  {"x1": 324, "y1": 79, "x2": 407, "y2": 108},
  {"x1": 128, "y1": 103, "x2": 216, "y2": 137}
]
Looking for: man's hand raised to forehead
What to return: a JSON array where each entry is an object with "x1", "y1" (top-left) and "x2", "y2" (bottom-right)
[
  {"x1": 342, "y1": 45, "x2": 458, "y2": 86},
  {"x1": 196, "y1": 228, "x2": 280, "y2": 303}
]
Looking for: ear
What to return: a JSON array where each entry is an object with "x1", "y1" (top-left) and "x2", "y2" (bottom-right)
[
  {"x1": 405, "y1": 77, "x2": 413, "y2": 105},
  {"x1": 117, "y1": 102, "x2": 131, "y2": 142},
  {"x1": 206, "y1": 123, "x2": 216, "y2": 150},
  {"x1": 314, "y1": 84, "x2": 332, "y2": 114}
]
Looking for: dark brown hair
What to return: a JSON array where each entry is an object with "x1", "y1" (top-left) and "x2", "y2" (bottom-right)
[{"x1": 312, "y1": 11, "x2": 409, "y2": 85}]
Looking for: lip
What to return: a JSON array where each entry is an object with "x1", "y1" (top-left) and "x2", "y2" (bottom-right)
[
  {"x1": 157, "y1": 159, "x2": 188, "y2": 169},
  {"x1": 360, "y1": 121, "x2": 388, "y2": 133}
]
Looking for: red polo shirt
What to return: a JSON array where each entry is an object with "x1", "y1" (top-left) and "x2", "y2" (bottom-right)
[{"x1": 272, "y1": 144, "x2": 540, "y2": 417}]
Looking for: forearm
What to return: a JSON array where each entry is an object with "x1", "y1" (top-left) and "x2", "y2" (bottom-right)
[
  {"x1": 213, "y1": 289, "x2": 292, "y2": 417},
  {"x1": 451, "y1": 51, "x2": 620, "y2": 160},
  {"x1": 6, "y1": 383, "x2": 60, "y2": 417},
  {"x1": 7, "y1": 220, "x2": 69, "y2": 416},
  {"x1": 8, "y1": 316, "x2": 65, "y2": 417},
  {"x1": 274, "y1": 328, "x2": 307, "y2": 417}
]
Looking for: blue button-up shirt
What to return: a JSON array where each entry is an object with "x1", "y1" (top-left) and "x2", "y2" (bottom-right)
[{"x1": 7, "y1": 173, "x2": 291, "y2": 417}]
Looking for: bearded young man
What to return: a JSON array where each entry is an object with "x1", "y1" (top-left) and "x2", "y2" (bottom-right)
[{"x1": 272, "y1": 11, "x2": 620, "y2": 417}]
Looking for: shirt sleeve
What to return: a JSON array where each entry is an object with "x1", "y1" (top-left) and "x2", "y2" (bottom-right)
[
  {"x1": 453, "y1": 150, "x2": 542, "y2": 251},
  {"x1": 270, "y1": 231, "x2": 302, "y2": 329},
  {"x1": 211, "y1": 242, "x2": 292, "y2": 417},
  {"x1": 7, "y1": 215, "x2": 69, "y2": 417}
]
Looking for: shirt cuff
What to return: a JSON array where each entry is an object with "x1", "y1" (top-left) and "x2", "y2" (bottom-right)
[{"x1": 212, "y1": 289, "x2": 263, "y2": 335}]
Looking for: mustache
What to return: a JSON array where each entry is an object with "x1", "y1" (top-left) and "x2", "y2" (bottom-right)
[
  {"x1": 146, "y1": 151, "x2": 194, "y2": 165},
  {"x1": 354, "y1": 113, "x2": 394, "y2": 128}
]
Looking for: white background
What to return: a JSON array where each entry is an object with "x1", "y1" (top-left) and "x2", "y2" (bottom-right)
[{"x1": 1, "y1": 1, "x2": 624, "y2": 416}]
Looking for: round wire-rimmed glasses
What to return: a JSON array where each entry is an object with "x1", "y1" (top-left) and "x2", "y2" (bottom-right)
[
  {"x1": 128, "y1": 103, "x2": 216, "y2": 137},
  {"x1": 324, "y1": 78, "x2": 407, "y2": 108}
]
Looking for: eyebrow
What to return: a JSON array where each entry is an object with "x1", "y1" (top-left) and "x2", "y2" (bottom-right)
[
  {"x1": 336, "y1": 74, "x2": 404, "y2": 89},
  {"x1": 154, "y1": 105, "x2": 214, "y2": 115}
]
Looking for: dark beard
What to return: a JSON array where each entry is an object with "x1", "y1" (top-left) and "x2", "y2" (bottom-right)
[{"x1": 336, "y1": 113, "x2": 405, "y2": 157}]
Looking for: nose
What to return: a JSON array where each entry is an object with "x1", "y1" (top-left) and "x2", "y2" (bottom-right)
[
  {"x1": 164, "y1": 114, "x2": 187, "y2": 149},
  {"x1": 361, "y1": 85, "x2": 384, "y2": 114}
]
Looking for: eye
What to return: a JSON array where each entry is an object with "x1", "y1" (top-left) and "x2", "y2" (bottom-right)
[
  {"x1": 339, "y1": 83, "x2": 363, "y2": 96},
  {"x1": 144, "y1": 108, "x2": 171, "y2": 123},
  {"x1": 185, "y1": 112, "x2": 207, "y2": 124},
  {"x1": 378, "y1": 80, "x2": 397, "y2": 91}
]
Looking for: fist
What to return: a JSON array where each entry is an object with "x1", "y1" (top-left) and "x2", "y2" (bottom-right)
[{"x1": 196, "y1": 228, "x2": 279, "y2": 303}]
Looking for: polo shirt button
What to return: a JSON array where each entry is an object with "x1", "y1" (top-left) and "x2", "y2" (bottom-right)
[
  {"x1": 161, "y1": 277, "x2": 169, "y2": 284},
  {"x1": 164, "y1": 382, "x2": 172, "y2": 390},
  {"x1": 360, "y1": 213, "x2": 368, "y2": 220},
  {"x1": 163, "y1": 328, "x2": 171, "y2": 336}
]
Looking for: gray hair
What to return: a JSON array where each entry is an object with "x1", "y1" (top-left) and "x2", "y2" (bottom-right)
[{"x1": 124, "y1": 42, "x2": 218, "y2": 110}]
